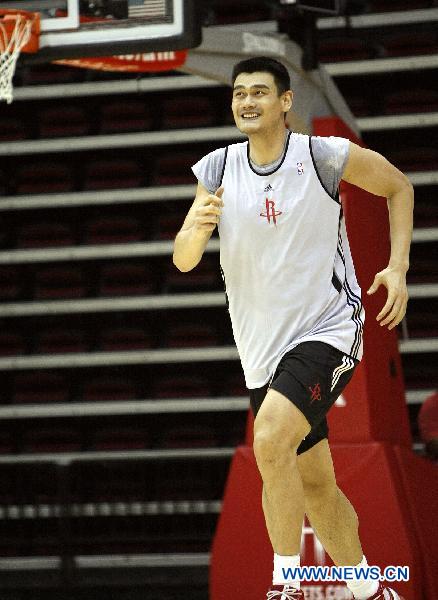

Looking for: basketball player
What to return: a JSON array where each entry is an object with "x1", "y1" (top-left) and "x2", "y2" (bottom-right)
[{"x1": 173, "y1": 57, "x2": 413, "y2": 600}]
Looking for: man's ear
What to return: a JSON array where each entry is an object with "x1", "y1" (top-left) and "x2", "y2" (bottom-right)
[{"x1": 282, "y1": 90, "x2": 293, "y2": 112}]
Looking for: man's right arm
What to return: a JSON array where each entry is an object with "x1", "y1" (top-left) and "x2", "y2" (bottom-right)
[{"x1": 173, "y1": 181, "x2": 224, "y2": 272}]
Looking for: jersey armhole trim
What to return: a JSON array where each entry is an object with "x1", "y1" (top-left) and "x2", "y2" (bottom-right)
[
  {"x1": 219, "y1": 146, "x2": 228, "y2": 187},
  {"x1": 309, "y1": 136, "x2": 341, "y2": 205}
]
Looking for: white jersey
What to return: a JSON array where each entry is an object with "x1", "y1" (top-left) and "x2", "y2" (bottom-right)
[{"x1": 196, "y1": 131, "x2": 364, "y2": 389}]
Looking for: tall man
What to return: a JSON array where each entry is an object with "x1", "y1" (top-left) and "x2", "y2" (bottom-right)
[{"x1": 173, "y1": 57, "x2": 413, "y2": 600}]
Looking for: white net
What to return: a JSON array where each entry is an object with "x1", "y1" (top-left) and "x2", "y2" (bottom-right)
[{"x1": 0, "y1": 15, "x2": 32, "y2": 104}]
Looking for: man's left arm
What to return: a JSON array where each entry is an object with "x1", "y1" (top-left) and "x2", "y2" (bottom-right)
[{"x1": 342, "y1": 141, "x2": 414, "y2": 330}]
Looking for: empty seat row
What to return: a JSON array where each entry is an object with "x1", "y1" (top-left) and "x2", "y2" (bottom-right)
[
  {"x1": 0, "y1": 511, "x2": 218, "y2": 557},
  {"x1": 0, "y1": 426, "x2": 202, "y2": 454},
  {"x1": 2, "y1": 370, "x2": 247, "y2": 405},
  {"x1": 9, "y1": 216, "x2": 151, "y2": 248},
  {"x1": 366, "y1": 145, "x2": 438, "y2": 173},
  {"x1": 2, "y1": 137, "x2": 435, "y2": 195},
  {"x1": 0, "y1": 95, "x2": 225, "y2": 142},
  {"x1": 0, "y1": 256, "x2": 222, "y2": 301},
  {"x1": 0, "y1": 246, "x2": 434, "y2": 304},
  {"x1": 0, "y1": 318, "x2": 232, "y2": 357},
  {"x1": 0, "y1": 404, "x2": 247, "y2": 455},
  {"x1": 318, "y1": 30, "x2": 438, "y2": 64},
  {"x1": 403, "y1": 298, "x2": 438, "y2": 339},
  {"x1": 1, "y1": 207, "x2": 190, "y2": 250},
  {"x1": 366, "y1": 0, "x2": 433, "y2": 11},
  {"x1": 343, "y1": 88, "x2": 438, "y2": 118},
  {"x1": 3, "y1": 153, "x2": 202, "y2": 193}
]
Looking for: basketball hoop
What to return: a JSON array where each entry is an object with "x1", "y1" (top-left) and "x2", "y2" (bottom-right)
[{"x1": 0, "y1": 9, "x2": 40, "y2": 104}]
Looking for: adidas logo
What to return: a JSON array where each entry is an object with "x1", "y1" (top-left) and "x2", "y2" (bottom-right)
[{"x1": 264, "y1": 184, "x2": 273, "y2": 192}]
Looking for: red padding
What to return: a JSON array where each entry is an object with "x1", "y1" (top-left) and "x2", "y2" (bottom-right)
[
  {"x1": 211, "y1": 443, "x2": 422, "y2": 600},
  {"x1": 393, "y1": 446, "x2": 438, "y2": 600}
]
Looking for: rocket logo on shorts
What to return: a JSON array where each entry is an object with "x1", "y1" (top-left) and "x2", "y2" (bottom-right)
[{"x1": 308, "y1": 383, "x2": 322, "y2": 403}]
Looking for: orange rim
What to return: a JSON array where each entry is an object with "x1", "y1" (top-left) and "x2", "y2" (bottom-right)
[{"x1": 0, "y1": 9, "x2": 40, "y2": 53}]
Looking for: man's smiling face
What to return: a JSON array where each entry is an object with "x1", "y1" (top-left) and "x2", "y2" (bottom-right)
[{"x1": 232, "y1": 71, "x2": 292, "y2": 135}]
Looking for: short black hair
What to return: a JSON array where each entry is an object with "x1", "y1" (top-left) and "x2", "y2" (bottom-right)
[{"x1": 232, "y1": 56, "x2": 291, "y2": 96}]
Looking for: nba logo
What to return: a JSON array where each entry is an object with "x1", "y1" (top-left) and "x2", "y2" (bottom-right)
[{"x1": 297, "y1": 162, "x2": 304, "y2": 175}]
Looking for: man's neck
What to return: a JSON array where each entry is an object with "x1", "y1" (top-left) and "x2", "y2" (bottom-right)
[{"x1": 248, "y1": 127, "x2": 288, "y2": 166}]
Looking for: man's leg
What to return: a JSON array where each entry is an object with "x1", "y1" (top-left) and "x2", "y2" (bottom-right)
[
  {"x1": 297, "y1": 438, "x2": 363, "y2": 566},
  {"x1": 253, "y1": 387, "x2": 310, "y2": 555},
  {"x1": 297, "y1": 439, "x2": 398, "y2": 599}
]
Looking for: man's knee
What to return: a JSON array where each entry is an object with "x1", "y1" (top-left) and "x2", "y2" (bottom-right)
[
  {"x1": 253, "y1": 428, "x2": 295, "y2": 468},
  {"x1": 253, "y1": 389, "x2": 310, "y2": 467}
]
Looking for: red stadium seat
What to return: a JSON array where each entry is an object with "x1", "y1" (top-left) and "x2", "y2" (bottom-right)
[
  {"x1": 36, "y1": 328, "x2": 90, "y2": 354},
  {"x1": 82, "y1": 376, "x2": 137, "y2": 401},
  {"x1": 384, "y1": 89, "x2": 438, "y2": 115},
  {"x1": 221, "y1": 373, "x2": 247, "y2": 396},
  {"x1": 93, "y1": 428, "x2": 148, "y2": 450},
  {"x1": 383, "y1": 31, "x2": 438, "y2": 57},
  {"x1": 161, "y1": 96, "x2": 216, "y2": 129},
  {"x1": 15, "y1": 162, "x2": 75, "y2": 194},
  {"x1": 16, "y1": 222, "x2": 76, "y2": 249},
  {"x1": 414, "y1": 200, "x2": 438, "y2": 228},
  {"x1": 0, "y1": 434, "x2": 14, "y2": 454},
  {"x1": 0, "y1": 266, "x2": 22, "y2": 300},
  {"x1": 0, "y1": 332, "x2": 27, "y2": 356},
  {"x1": 0, "y1": 168, "x2": 7, "y2": 195},
  {"x1": 162, "y1": 254, "x2": 220, "y2": 292},
  {"x1": 0, "y1": 116, "x2": 27, "y2": 141},
  {"x1": 154, "y1": 153, "x2": 201, "y2": 186},
  {"x1": 368, "y1": 0, "x2": 430, "y2": 10},
  {"x1": 345, "y1": 93, "x2": 374, "y2": 118},
  {"x1": 84, "y1": 158, "x2": 143, "y2": 190},
  {"x1": 166, "y1": 322, "x2": 218, "y2": 348},
  {"x1": 318, "y1": 36, "x2": 379, "y2": 63},
  {"x1": 84, "y1": 215, "x2": 145, "y2": 244},
  {"x1": 99, "y1": 327, "x2": 153, "y2": 351},
  {"x1": 385, "y1": 147, "x2": 438, "y2": 172},
  {"x1": 33, "y1": 266, "x2": 87, "y2": 299},
  {"x1": 38, "y1": 105, "x2": 90, "y2": 138},
  {"x1": 154, "y1": 212, "x2": 187, "y2": 240},
  {"x1": 154, "y1": 375, "x2": 211, "y2": 399},
  {"x1": 22, "y1": 428, "x2": 82, "y2": 453},
  {"x1": 20, "y1": 63, "x2": 79, "y2": 85},
  {"x1": 160, "y1": 424, "x2": 219, "y2": 449},
  {"x1": 13, "y1": 371, "x2": 69, "y2": 404},
  {"x1": 99, "y1": 263, "x2": 156, "y2": 296},
  {"x1": 100, "y1": 99, "x2": 154, "y2": 133}
]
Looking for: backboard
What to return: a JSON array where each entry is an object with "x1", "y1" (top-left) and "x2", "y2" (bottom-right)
[{"x1": 3, "y1": 0, "x2": 202, "y2": 62}]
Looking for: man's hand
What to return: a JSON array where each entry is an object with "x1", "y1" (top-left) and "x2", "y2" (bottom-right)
[
  {"x1": 193, "y1": 187, "x2": 224, "y2": 233},
  {"x1": 173, "y1": 183, "x2": 224, "y2": 272},
  {"x1": 367, "y1": 266, "x2": 409, "y2": 330}
]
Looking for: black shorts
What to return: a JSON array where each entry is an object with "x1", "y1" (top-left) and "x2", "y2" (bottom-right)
[{"x1": 249, "y1": 341, "x2": 358, "y2": 455}]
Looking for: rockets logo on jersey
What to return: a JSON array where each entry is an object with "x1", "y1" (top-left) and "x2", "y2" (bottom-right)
[{"x1": 260, "y1": 197, "x2": 282, "y2": 225}]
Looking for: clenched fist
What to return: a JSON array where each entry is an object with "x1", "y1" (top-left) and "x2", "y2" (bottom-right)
[{"x1": 193, "y1": 187, "x2": 224, "y2": 233}]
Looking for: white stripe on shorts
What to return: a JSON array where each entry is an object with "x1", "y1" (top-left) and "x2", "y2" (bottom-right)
[{"x1": 331, "y1": 355, "x2": 355, "y2": 392}]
